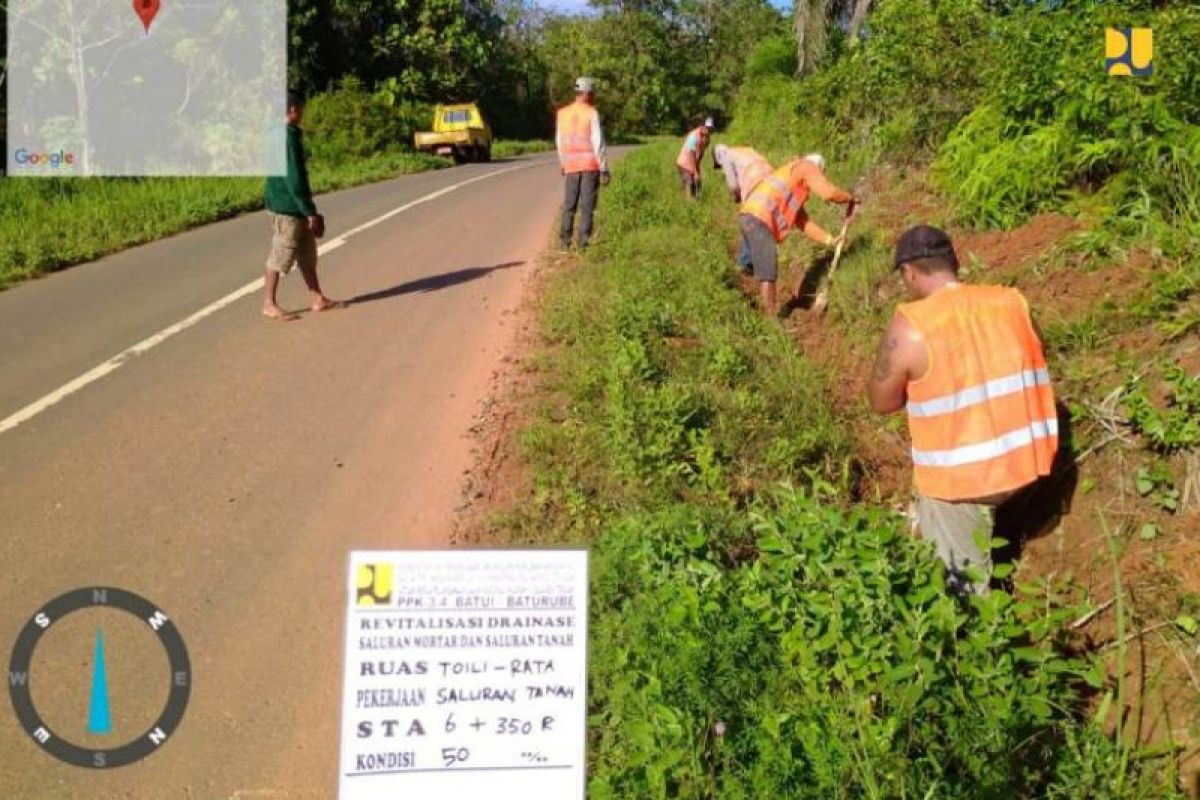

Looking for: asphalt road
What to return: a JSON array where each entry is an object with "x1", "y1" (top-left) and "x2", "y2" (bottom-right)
[{"x1": 0, "y1": 154, "x2": 572, "y2": 798}]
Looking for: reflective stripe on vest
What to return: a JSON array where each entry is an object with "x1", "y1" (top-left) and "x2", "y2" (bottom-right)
[
  {"x1": 740, "y1": 160, "x2": 815, "y2": 242},
  {"x1": 900, "y1": 284, "x2": 1058, "y2": 501},
  {"x1": 907, "y1": 367, "x2": 1053, "y2": 418},
  {"x1": 911, "y1": 418, "x2": 1059, "y2": 468},
  {"x1": 558, "y1": 102, "x2": 600, "y2": 174}
]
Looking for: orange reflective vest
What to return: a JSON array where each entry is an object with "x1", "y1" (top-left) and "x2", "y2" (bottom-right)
[
  {"x1": 557, "y1": 101, "x2": 600, "y2": 174},
  {"x1": 897, "y1": 284, "x2": 1058, "y2": 501},
  {"x1": 740, "y1": 159, "x2": 821, "y2": 242},
  {"x1": 675, "y1": 127, "x2": 708, "y2": 175},
  {"x1": 726, "y1": 147, "x2": 772, "y2": 196}
]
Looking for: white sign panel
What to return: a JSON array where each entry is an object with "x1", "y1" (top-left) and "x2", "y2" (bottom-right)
[{"x1": 339, "y1": 550, "x2": 589, "y2": 800}]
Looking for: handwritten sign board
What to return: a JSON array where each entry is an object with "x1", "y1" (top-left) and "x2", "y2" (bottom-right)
[{"x1": 339, "y1": 550, "x2": 589, "y2": 800}]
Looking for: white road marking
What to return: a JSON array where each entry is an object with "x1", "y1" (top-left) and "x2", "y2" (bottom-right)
[{"x1": 0, "y1": 162, "x2": 540, "y2": 436}]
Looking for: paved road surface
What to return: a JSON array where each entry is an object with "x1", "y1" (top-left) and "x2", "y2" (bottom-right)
[{"x1": 0, "y1": 154, "x2": 577, "y2": 798}]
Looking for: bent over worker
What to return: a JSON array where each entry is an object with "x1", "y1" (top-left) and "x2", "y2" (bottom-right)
[
  {"x1": 867, "y1": 225, "x2": 1058, "y2": 595},
  {"x1": 556, "y1": 77, "x2": 609, "y2": 250},
  {"x1": 676, "y1": 117, "x2": 713, "y2": 200},
  {"x1": 713, "y1": 144, "x2": 773, "y2": 272},
  {"x1": 739, "y1": 153, "x2": 857, "y2": 314}
]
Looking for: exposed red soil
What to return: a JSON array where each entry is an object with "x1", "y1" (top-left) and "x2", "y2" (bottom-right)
[
  {"x1": 780, "y1": 168, "x2": 1200, "y2": 789},
  {"x1": 956, "y1": 212, "x2": 1082, "y2": 273},
  {"x1": 453, "y1": 250, "x2": 566, "y2": 544},
  {"x1": 860, "y1": 164, "x2": 953, "y2": 234}
]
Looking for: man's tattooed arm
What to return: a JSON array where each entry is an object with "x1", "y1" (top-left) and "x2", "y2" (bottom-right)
[{"x1": 871, "y1": 335, "x2": 899, "y2": 383}]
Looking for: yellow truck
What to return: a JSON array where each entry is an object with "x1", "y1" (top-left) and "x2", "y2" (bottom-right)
[{"x1": 414, "y1": 103, "x2": 493, "y2": 164}]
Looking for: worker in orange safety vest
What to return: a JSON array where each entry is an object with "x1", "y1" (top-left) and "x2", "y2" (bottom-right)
[
  {"x1": 556, "y1": 76, "x2": 610, "y2": 249},
  {"x1": 712, "y1": 144, "x2": 773, "y2": 273},
  {"x1": 738, "y1": 153, "x2": 858, "y2": 314},
  {"x1": 867, "y1": 225, "x2": 1059, "y2": 595},
  {"x1": 675, "y1": 117, "x2": 714, "y2": 199}
]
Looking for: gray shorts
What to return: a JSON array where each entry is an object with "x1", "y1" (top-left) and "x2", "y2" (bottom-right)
[
  {"x1": 914, "y1": 495, "x2": 997, "y2": 596},
  {"x1": 738, "y1": 214, "x2": 778, "y2": 282}
]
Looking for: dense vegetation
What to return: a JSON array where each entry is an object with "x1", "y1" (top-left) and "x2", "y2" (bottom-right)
[
  {"x1": 513, "y1": 141, "x2": 1191, "y2": 796},
  {"x1": 487, "y1": 0, "x2": 1200, "y2": 797},
  {"x1": 732, "y1": 1, "x2": 1200, "y2": 236},
  {"x1": 285, "y1": 0, "x2": 785, "y2": 139},
  {"x1": 505, "y1": 140, "x2": 1188, "y2": 798}
]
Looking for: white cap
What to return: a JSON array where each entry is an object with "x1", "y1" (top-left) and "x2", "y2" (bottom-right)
[
  {"x1": 704, "y1": 117, "x2": 715, "y2": 129},
  {"x1": 713, "y1": 143, "x2": 728, "y2": 165},
  {"x1": 804, "y1": 153, "x2": 826, "y2": 171},
  {"x1": 574, "y1": 76, "x2": 596, "y2": 94}
]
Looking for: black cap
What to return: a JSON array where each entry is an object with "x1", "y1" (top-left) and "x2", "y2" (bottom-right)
[{"x1": 893, "y1": 225, "x2": 957, "y2": 270}]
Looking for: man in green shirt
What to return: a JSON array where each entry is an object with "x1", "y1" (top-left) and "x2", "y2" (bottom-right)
[{"x1": 262, "y1": 92, "x2": 343, "y2": 320}]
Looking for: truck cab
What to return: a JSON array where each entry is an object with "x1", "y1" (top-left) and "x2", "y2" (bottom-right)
[{"x1": 414, "y1": 103, "x2": 493, "y2": 164}]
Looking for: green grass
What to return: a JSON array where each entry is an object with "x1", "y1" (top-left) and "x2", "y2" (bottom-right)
[
  {"x1": 492, "y1": 139, "x2": 555, "y2": 159},
  {"x1": 0, "y1": 148, "x2": 446, "y2": 290},
  {"x1": 496, "y1": 141, "x2": 1185, "y2": 799}
]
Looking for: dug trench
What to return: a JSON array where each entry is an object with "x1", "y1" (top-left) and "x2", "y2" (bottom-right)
[
  {"x1": 775, "y1": 164, "x2": 1200, "y2": 788},
  {"x1": 454, "y1": 162, "x2": 1200, "y2": 793}
]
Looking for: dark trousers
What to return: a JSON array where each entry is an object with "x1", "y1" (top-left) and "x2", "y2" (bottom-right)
[{"x1": 561, "y1": 170, "x2": 600, "y2": 248}]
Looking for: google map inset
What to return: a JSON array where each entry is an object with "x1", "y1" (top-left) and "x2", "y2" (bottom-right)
[{"x1": 6, "y1": 0, "x2": 286, "y2": 176}]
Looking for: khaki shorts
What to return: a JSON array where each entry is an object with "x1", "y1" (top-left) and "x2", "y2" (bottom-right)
[
  {"x1": 914, "y1": 494, "x2": 997, "y2": 596},
  {"x1": 266, "y1": 212, "x2": 317, "y2": 275}
]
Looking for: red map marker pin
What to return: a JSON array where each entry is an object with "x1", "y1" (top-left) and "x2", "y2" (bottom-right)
[{"x1": 134, "y1": 0, "x2": 161, "y2": 34}]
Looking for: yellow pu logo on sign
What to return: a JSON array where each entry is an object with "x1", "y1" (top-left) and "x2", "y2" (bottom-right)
[
  {"x1": 356, "y1": 564, "x2": 394, "y2": 606},
  {"x1": 1106, "y1": 28, "x2": 1153, "y2": 76}
]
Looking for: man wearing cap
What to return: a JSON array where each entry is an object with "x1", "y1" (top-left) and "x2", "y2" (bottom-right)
[
  {"x1": 739, "y1": 153, "x2": 858, "y2": 314},
  {"x1": 712, "y1": 144, "x2": 773, "y2": 272},
  {"x1": 868, "y1": 225, "x2": 1058, "y2": 595},
  {"x1": 676, "y1": 117, "x2": 714, "y2": 200},
  {"x1": 556, "y1": 77, "x2": 609, "y2": 250}
]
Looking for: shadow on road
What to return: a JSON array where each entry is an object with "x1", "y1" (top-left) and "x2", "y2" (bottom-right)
[{"x1": 351, "y1": 261, "x2": 525, "y2": 305}]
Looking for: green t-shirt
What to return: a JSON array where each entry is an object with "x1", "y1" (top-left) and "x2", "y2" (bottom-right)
[{"x1": 264, "y1": 124, "x2": 317, "y2": 217}]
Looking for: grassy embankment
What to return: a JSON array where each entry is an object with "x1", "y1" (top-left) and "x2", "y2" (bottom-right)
[
  {"x1": 482, "y1": 1, "x2": 1199, "y2": 796},
  {"x1": 726, "y1": 6, "x2": 1200, "y2": 767},
  {"x1": 489, "y1": 140, "x2": 1185, "y2": 798},
  {"x1": 492, "y1": 139, "x2": 556, "y2": 159}
]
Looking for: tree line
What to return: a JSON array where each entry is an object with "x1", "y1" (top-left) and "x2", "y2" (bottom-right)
[
  {"x1": 0, "y1": 1, "x2": 791, "y2": 155},
  {"x1": 285, "y1": 0, "x2": 787, "y2": 139}
]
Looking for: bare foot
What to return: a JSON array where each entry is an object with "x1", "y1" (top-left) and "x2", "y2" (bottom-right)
[
  {"x1": 311, "y1": 298, "x2": 348, "y2": 313},
  {"x1": 262, "y1": 304, "x2": 298, "y2": 321}
]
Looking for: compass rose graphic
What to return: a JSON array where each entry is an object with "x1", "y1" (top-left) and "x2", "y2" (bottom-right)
[{"x1": 7, "y1": 587, "x2": 191, "y2": 769}]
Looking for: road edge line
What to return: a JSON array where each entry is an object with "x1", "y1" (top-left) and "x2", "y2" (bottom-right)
[{"x1": 0, "y1": 161, "x2": 541, "y2": 437}]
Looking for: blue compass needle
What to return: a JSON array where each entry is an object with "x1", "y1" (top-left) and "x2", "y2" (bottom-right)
[{"x1": 87, "y1": 628, "x2": 113, "y2": 735}]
